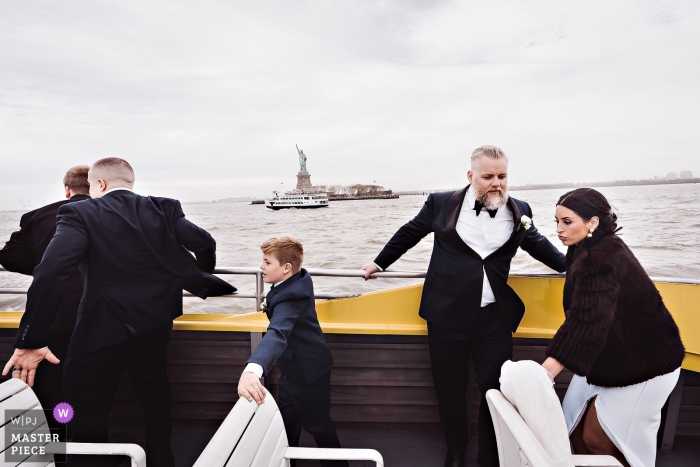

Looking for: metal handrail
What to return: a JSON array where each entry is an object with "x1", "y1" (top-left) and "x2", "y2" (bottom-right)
[
  {"x1": 1, "y1": 267, "x2": 697, "y2": 312},
  {"x1": 0, "y1": 266, "x2": 429, "y2": 310}
]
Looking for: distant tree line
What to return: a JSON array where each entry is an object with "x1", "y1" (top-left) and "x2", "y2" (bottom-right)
[
  {"x1": 315, "y1": 184, "x2": 392, "y2": 197},
  {"x1": 509, "y1": 177, "x2": 700, "y2": 192}
]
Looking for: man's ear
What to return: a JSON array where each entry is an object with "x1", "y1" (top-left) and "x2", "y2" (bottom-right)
[
  {"x1": 64, "y1": 186, "x2": 71, "y2": 199},
  {"x1": 467, "y1": 170, "x2": 473, "y2": 184}
]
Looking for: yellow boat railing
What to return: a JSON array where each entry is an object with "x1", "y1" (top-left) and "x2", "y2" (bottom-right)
[{"x1": 1, "y1": 268, "x2": 698, "y2": 372}]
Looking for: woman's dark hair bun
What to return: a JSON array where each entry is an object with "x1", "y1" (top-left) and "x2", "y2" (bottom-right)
[{"x1": 557, "y1": 188, "x2": 619, "y2": 236}]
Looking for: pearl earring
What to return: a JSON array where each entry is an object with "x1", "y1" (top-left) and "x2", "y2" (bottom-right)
[{"x1": 587, "y1": 229, "x2": 594, "y2": 238}]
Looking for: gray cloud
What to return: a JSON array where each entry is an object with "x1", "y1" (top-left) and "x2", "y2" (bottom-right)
[{"x1": 1, "y1": 0, "x2": 698, "y2": 209}]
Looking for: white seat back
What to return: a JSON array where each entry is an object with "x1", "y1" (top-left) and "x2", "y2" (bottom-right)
[
  {"x1": 486, "y1": 389, "x2": 556, "y2": 467},
  {"x1": 0, "y1": 379, "x2": 53, "y2": 466},
  {"x1": 193, "y1": 389, "x2": 289, "y2": 467}
]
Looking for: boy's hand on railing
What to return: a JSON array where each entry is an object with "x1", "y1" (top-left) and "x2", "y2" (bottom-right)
[
  {"x1": 238, "y1": 372, "x2": 266, "y2": 405},
  {"x1": 361, "y1": 263, "x2": 380, "y2": 280}
]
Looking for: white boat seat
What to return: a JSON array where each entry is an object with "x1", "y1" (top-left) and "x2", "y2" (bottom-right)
[
  {"x1": 486, "y1": 389, "x2": 622, "y2": 467},
  {"x1": 0, "y1": 378, "x2": 146, "y2": 467},
  {"x1": 193, "y1": 387, "x2": 384, "y2": 467}
]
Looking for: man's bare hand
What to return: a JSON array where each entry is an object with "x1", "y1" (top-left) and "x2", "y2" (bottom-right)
[
  {"x1": 361, "y1": 263, "x2": 380, "y2": 281},
  {"x1": 238, "y1": 372, "x2": 266, "y2": 405},
  {"x1": 2, "y1": 347, "x2": 60, "y2": 387}
]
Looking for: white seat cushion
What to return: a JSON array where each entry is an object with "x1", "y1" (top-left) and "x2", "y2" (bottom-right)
[{"x1": 500, "y1": 360, "x2": 574, "y2": 467}]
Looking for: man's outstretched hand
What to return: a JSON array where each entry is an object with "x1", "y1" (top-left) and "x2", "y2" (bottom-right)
[
  {"x1": 361, "y1": 263, "x2": 380, "y2": 281},
  {"x1": 238, "y1": 372, "x2": 266, "y2": 405},
  {"x1": 2, "y1": 347, "x2": 60, "y2": 387}
]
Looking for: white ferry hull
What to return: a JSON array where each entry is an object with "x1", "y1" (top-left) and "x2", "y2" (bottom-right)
[
  {"x1": 265, "y1": 202, "x2": 329, "y2": 210},
  {"x1": 264, "y1": 194, "x2": 329, "y2": 210}
]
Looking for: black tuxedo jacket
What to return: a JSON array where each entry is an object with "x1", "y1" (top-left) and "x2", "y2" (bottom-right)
[
  {"x1": 0, "y1": 194, "x2": 90, "y2": 334},
  {"x1": 14, "y1": 190, "x2": 235, "y2": 355},
  {"x1": 375, "y1": 186, "x2": 566, "y2": 332},
  {"x1": 247, "y1": 269, "x2": 333, "y2": 385}
]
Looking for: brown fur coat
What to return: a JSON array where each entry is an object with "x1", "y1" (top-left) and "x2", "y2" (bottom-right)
[{"x1": 546, "y1": 234, "x2": 685, "y2": 387}]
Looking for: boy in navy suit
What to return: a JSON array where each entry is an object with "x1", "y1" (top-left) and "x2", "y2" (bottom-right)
[{"x1": 238, "y1": 236, "x2": 345, "y2": 467}]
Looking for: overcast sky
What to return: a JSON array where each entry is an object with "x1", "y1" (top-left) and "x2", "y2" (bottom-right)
[{"x1": 1, "y1": 0, "x2": 698, "y2": 209}]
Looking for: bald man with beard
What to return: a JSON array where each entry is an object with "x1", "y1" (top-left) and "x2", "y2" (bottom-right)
[{"x1": 4, "y1": 157, "x2": 235, "y2": 467}]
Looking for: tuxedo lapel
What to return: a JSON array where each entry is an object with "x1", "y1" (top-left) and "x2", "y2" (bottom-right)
[
  {"x1": 445, "y1": 186, "x2": 467, "y2": 233},
  {"x1": 489, "y1": 197, "x2": 524, "y2": 257},
  {"x1": 445, "y1": 186, "x2": 481, "y2": 259},
  {"x1": 507, "y1": 196, "x2": 523, "y2": 235}
]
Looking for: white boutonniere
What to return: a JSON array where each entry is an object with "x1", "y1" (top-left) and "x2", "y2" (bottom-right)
[
  {"x1": 260, "y1": 297, "x2": 268, "y2": 313},
  {"x1": 519, "y1": 215, "x2": 532, "y2": 231}
]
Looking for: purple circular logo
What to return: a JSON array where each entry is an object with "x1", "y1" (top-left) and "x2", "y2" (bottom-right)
[{"x1": 53, "y1": 402, "x2": 74, "y2": 424}]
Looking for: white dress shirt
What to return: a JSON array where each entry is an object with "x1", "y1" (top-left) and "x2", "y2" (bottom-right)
[
  {"x1": 455, "y1": 186, "x2": 513, "y2": 307},
  {"x1": 243, "y1": 278, "x2": 287, "y2": 378},
  {"x1": 102, "y1": 187, "x2": 134, "y2": 196}
]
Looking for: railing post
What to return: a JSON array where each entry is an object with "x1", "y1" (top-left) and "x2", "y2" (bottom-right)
[{"x1": 255, "y1": 270, "x2": 264, "y2": 311}]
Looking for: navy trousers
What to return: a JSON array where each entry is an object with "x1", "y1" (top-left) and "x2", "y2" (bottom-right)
[{"x1": 278, "y1": 370, "x2": 347, "y2": 467}]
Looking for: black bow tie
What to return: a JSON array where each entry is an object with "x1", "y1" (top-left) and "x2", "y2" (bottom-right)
[{"x1": 473, "y1": 200, "x2": 498, "y2": 218}]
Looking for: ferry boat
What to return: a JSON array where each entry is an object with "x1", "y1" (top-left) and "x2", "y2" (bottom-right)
[
  {"x1": 0, "y1": 268, "x2": 698, "y2": 466},
  {"x1": 264, "y1": 191, "x2": 329, "y2": 210}
]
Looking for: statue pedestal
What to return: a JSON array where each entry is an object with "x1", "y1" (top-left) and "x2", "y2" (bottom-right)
[{"x1": 296, "y1": 172, "x2": 313, "y2": 192}]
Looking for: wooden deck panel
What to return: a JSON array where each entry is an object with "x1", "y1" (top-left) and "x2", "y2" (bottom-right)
[{"x1": 0, "y1": 329, "x2": 697, "y2": 440}]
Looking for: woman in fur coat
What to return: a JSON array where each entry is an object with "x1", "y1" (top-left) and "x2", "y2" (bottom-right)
[{"x1": 541, "y1": 188, "x2": 684, "y2": 467}]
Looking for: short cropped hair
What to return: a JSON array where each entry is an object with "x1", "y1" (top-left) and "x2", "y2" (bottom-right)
[
  {"x1": 63, "y1": 165, "x2": 90, "y2": 194},
  {"x1": 471, "y1": 145, "x2": 508, "y2": 162},
  {"x1": 91, "y1": 157, "x2": 135, "y2": 184},
  {"x1": 260, "y1": 236, "x2": 304, "y2": 274}
]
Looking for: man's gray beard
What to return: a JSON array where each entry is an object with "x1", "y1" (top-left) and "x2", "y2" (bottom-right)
[{"x1": 477, "y1": 189, "x2": 509, "y2": 211}]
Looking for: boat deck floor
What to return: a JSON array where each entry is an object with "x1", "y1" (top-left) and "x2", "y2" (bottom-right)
[{"x1": 108, "y1": 423, "x2": 700, "y2": 466}]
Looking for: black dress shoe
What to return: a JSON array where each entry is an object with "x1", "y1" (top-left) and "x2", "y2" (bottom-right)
[{"x1": 445, "y1": 452, "x2": 465, "y2": 467}]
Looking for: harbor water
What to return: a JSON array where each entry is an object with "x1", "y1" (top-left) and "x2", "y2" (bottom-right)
[{"x1": 1, "y1": 183, "x2": 698, "y2": 315}]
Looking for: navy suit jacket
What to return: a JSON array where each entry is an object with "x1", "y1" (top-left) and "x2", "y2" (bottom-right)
[
  {"x1": 247, "y1": 269, "x2": 333, "y2": 385},
  {"x1": 375, "y1": 186, "x2": 566, "y2": 332},
  {"x1": 0, "y1": 194, "x2": 89, "y2": 334},
  {"x1": 14, "y1": 190, "x2": 235, "y2": 355}
]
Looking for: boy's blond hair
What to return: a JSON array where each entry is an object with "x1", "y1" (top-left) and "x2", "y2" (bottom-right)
[{"x1": 261, "y1": 236, "x2": 304, "y2": 274}]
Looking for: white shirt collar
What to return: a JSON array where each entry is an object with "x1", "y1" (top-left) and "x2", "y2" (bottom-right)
[
  {"x1": 273, "y1": 278, "x2": 286, "y2": 288},
  {"x1": 103, "y1": 187, "x2": 135, "y2": 196}
]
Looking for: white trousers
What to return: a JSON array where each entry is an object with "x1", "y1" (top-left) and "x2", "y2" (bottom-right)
[{"x1": 563, "y1": 368, "x2": 681, "y2": 467}]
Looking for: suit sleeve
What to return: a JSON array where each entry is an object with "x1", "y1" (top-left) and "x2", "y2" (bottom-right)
[
  {"x1": 374, "y1": 194, "x2": 435, "y2": 270},
  {"x1": 546, "y1": 258, "x2": 619, "y2": 376},
  {"x1": 519, "y1": 204, "x2": 566, "y2": 272},
  {"x1": 172, "y1": 201, "x2": 217, "y2": 272},
  {"x1": 246, "y1": 300, "x2": 301, "y2": 376},
  {"x1": 0, "y1": 227, "x2": 37, "y2": 276},
  {"x1": 14, "y1": 205, "x2": 89, "y2": 349}
]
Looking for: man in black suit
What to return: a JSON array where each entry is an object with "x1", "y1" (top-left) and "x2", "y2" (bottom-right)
[
  {"x1": 3, "y1": 157, "x2": 235, "y2": 467},
  {"x1": 0, "y1": 165, "x2": 89, "y2": 423},
  {"x1": 362, "y1": 146, "x2": 566, "y2": 467}
]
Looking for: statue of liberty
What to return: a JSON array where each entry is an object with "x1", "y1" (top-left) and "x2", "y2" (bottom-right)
[{"x1": 296, "y1": 144, "x2": 307, "y2": 172}]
